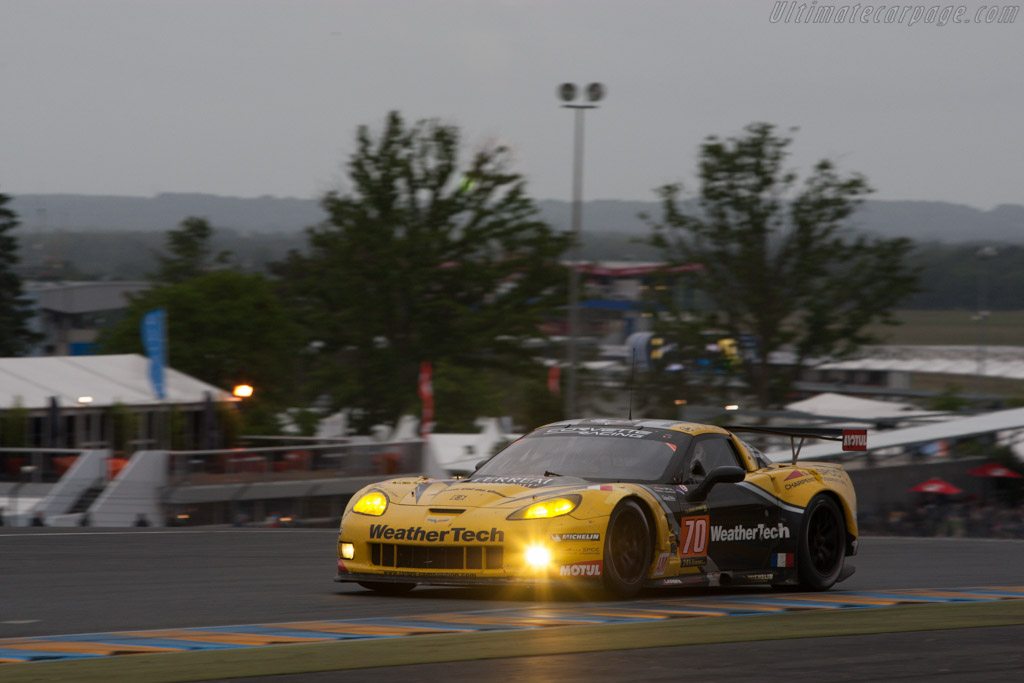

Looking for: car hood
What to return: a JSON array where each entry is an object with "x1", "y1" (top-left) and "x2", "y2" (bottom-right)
[{"x1": 377, "y1": 475, "x2": 593, "y2": 510}]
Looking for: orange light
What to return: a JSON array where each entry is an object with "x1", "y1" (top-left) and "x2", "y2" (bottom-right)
[{"x1": 233, "y1": 384, "x2": 254, "y2": 398}]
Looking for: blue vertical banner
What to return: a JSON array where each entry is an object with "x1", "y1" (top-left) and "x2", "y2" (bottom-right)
[{"x1": 141, "y1": 308, "x2": 167, "y2": 400}]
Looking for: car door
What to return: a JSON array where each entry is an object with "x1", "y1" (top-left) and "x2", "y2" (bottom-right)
[{"x1": 681, "y1": 434, "x2": 780, "y2": 572}]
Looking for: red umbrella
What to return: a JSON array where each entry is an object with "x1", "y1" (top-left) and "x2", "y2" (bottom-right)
[
  {"x1": 908, "y1": 478, "x2": 963, "y2": 495},
  {"x1": 965, "y1": 462, "x2": 1023, "y2": 479}
]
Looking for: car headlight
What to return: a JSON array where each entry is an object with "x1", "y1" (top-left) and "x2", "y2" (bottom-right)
[
  {"x1": 352, "y1": 491, "x2": 389, "y2": 516},
  {"x1": 507, "y1": 494, "x2": 581, "y2": 520}
]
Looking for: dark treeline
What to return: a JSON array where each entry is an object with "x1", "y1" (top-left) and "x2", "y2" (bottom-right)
[{"x1": 14, "y1": 229, "x2": 1022, "y2": 311}]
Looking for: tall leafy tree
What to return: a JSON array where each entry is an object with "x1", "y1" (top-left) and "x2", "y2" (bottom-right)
[
  {"x1": 0, "y1": 191, "x2": 40, "y2": 356},
  {"x1": 98, "y1": 270, "x2": 303, "y2": 419},
  {"x1": 102, "y1": 217, "x2": 302, "y2": 432},
  {"x1": 273, "y1": 111, "x2": 570, "y2": 430},
  {"x1": 152, "y1": 216, "x2": 231, "y2": 283},
  {"x1": 646, "y1": 123, "x2": 919, "y2": 409}
]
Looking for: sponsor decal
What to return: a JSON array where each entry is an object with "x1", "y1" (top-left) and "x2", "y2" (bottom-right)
[
  {"x1": 587, "y1": 485, "x2": 614, "y2": 492},
  {"x1": 783, "y1": 468, "x2": 814, "y2": 490},
  {"x1": 559, "y1": 560, "x2": 603, "y2": 577},
  {"x1": 653, "y1": 552, "x2": 672, "y2": 577},
  {"x1": 652, "y1": 485, "x2": 680, "y2": 502},
  {"x1": 770, "y1": 552, "x2": 795, "y2": 568},
  {"x1": 679, "y1": 515, "x2": 710, "y2": 559},
  {"x1": 711, "y1": 523, "x2": 791, "y2": 542},
  {"x1": 842, "y1": 429, "x2": 867, "y2": 451},
  {"x1": 551, "y1": 533, "x2": 601, "y2": 542},
  {"x1": 551, "y1": 427, "x2": 651, "y2": 439},
  {"x1": 680, "y1": 503, "x2": 709, "y2": 516},
  {"x1": 565, "y1": 546, "x2": 602, "y2": 555},
  {"x1": 472, "y1": 476, "x2": 555, "y2": 488},
  {"x1": 675, "y1": 484, "x2": 689, "y2": 495},
  {"x1": 661, "y1": 577, "x2": 685, "y2": 585},
  {"x1": 680, "y1": 556, "x2": 707, "y2": 567},
  {"x1": 819, "y1": 468, "x2": 849, "y2": 484},
  {"x1": 369, "y1": 525, "x2": 505, "y2": 543},
  {"x1": 746, "y1": 573, "x2": 774, "y2": 581}
]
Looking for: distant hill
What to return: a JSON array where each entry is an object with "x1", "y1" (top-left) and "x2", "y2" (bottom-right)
[
  {"x1": 9, "y1": 193, "x2": 1024, "y2": 244},
  {"x1": 10, "y1": 193, "x2": 327, "y2": 233}
]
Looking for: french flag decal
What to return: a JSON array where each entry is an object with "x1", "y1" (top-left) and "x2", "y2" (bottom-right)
[{"x1": 771, "y1": 553, "x2": 795, "y2": 568}]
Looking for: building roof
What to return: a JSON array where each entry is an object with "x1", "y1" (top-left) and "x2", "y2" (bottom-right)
[
  {"x1": 764, "y1": 406, "x2": 1024, "y2": 463},
  {"x1": 0, "y1": 354, "x2": 233, "y2": 410},
  {"x1": 814, "y1": 345, "x2": 1024, "y2": 381},
  {"x1": 24, "y1": 281, "x2": 151, "y2": 314}
]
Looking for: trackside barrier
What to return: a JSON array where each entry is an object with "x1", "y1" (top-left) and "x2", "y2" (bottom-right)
[{"x1": 166, "y1": 440, "x2": 424, "y2": 486}]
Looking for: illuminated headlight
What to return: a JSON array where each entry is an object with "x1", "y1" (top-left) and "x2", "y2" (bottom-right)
[
  {"x1": 352, "y1": 491, "x2": 389, "y2": 516},
  {"x1": 507, "y1": 494, "x2": 581, "y2": 520},
  {"x1": 525, "y1": 545, "x2": 551, "y2": 568},
  {"x1": 340, "y1": 542, "x2": 355, "y2": 560}
]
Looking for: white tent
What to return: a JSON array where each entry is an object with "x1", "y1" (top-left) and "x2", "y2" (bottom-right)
[
  {"x1": 784, "y1": 392, "x2": 945, "y2": 423},
  {"x1": 0, "y1": 354, "x2": 233, "y2": 410}
]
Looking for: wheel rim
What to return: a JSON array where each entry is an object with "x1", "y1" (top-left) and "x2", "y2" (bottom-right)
[
  {"x1": 609, "y1": 507, "x2": 646, "y2": 582},
  {"x1": 807, "y1": 505, "x2": 842, "y2": 575}
]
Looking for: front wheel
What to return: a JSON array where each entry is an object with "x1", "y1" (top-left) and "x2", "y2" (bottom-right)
[
  {"x1": 602, "y1": 499, "x2": 652, "y2": 599},
  {"x1": 798, "y1": 494, "x2": 846, "y2": 591},
  {"x1": 357, "y1": 581, "x2": 416, "y2": 595}
]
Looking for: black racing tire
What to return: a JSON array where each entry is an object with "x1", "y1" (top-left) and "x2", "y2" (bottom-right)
[
  {"x1": 797, "y1": 494, "x2": 846, "y2": 591},
  {"x1": 357, "y1": 581, "x2": 417, "y2": 595},
  {"x1": 602, "y1": 499, "x2": 652, "y2": 599}
]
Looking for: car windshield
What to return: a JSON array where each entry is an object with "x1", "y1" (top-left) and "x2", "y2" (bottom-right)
[{"x1": 475, "y1": 426, "x2": 692, "y2": 483}]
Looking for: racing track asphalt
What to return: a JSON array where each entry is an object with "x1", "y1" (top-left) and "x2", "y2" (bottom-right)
[{"x1": 3, "y1": 528, "x2": 1024, "y2": 679}]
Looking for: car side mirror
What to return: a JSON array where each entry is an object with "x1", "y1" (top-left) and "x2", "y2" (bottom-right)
[
  {"x1": 474, "y1": 458, "x2": 489, "y2": 471},
  {"x1": 687, "y1": 465, "x2": 745, "y2": 502}
]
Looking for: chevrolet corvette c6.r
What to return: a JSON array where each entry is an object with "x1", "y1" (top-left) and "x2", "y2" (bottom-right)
[{"x1": 335, "y1": 418, "x2": 864, "y2": 598}]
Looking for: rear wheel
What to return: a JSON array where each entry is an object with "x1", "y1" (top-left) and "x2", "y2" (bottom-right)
[
  {"x1": 798, "y1": 495, "x2": 846, "y2": 591},
  {"x1": 602, "y1": 499, "x2": 652, "y2": 599},
  {"x1": 357, "y1": 581, "x2": 416, "y2": 595}
]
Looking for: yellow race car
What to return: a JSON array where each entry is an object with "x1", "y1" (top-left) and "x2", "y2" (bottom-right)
[{"x1": 335, "y1": 418, "x2": 864, "y2": 598}]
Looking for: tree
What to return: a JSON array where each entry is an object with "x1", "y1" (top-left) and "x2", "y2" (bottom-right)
[
  {"x1": 98, "y1": 270, "x2": 303, "y2": 427},
  {"x1": 152, "y1": 216, "x2": 231, "y2": 283},
  {"x1": 272, "y1": 111, "x2": 570, "y2": 430},
  {"x1": 646, "y1": 123, "x2": 919, "y2": 409},
  {"x1": 0, "y1": 191, "x2": 40, "y2": 356}
]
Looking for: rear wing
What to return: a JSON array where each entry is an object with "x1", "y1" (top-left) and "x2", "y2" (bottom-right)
[{"x1": 724, "y1": 426, "x2": 867, "y2": 466}]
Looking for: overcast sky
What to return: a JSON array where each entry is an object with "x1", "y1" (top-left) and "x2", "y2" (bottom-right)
[{"x1": 1, "y1": 0, "x2": 1021, "y2": 209}]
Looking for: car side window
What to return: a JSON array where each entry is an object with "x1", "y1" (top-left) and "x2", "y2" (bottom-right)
[{"x1": 682, "y1": 436, "x2": 741, "y2": 484}]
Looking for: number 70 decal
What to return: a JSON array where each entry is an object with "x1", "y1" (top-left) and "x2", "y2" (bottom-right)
[{"x1": 680, "y1": 515, "x2": 709, "y2": 557}]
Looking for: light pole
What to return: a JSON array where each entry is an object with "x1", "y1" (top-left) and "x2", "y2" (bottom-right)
[
  {"x1": 975, "y1": 246, "x2": 997, "y2": 400},
  {"x1": 558, "y1": 82, "x2": 604, "y2": 417}
]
